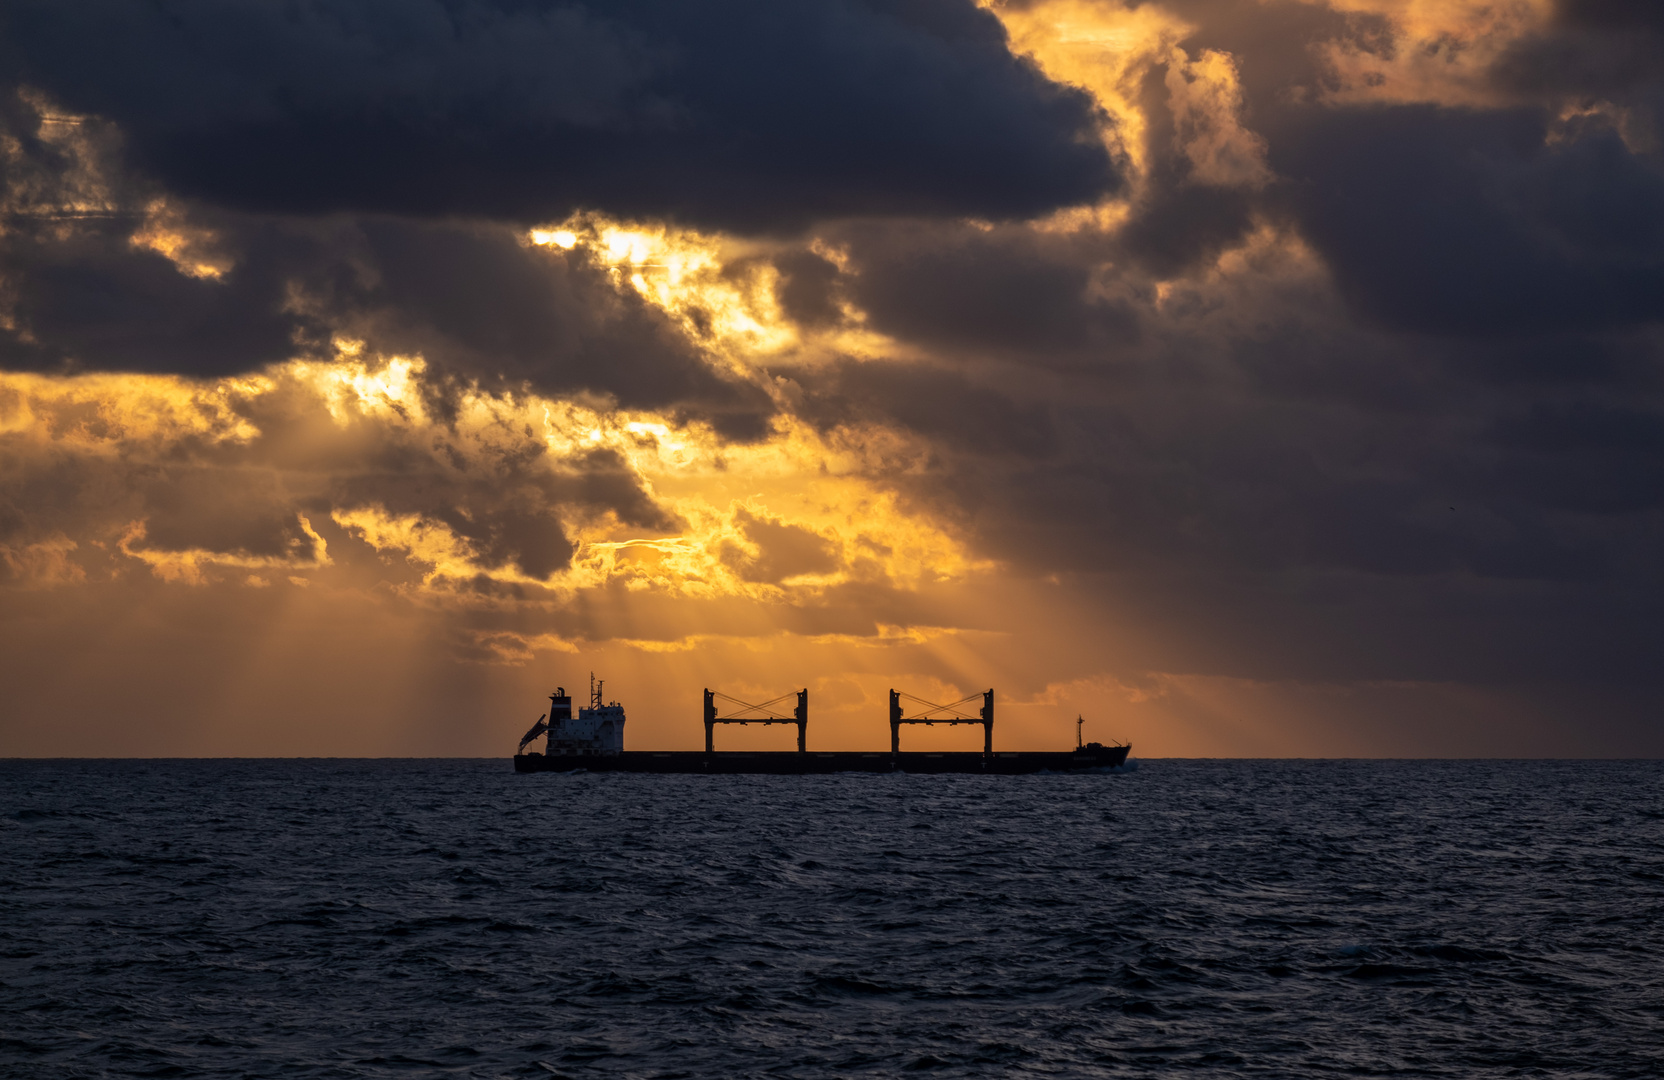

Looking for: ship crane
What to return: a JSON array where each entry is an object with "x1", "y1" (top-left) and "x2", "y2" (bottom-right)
[
  {"x1": 703, "y1": 688, "x2": 808, "y2": 752},
  {"x1": 889, "y1": 689, "x2": 994, "y2": 754},
  {"x1": 517, "y1": 713, "x2": 549, "y2": 754}
]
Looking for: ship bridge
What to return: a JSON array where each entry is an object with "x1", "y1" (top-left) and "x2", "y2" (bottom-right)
[{"x1": 544, "y1": 674, "x2": 626, "y2": 755}]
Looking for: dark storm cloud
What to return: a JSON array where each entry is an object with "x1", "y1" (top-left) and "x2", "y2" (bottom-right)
[
  {"x1": 771, "y1": 251, "x2": 844, "y2": 328},
  {"x1": 1115, "y1": 181, "x2": 1254, "y2": 281},
  {"x1": 0, "y1": 214, "x2": 321, "y2": 376},
  {"x1": 829, "y1": 221, "x2": 1137, "y2": 362},
  {"x1": 723, "y1": 0, "x2": 1664, "y2": 693},
  {"x1": 1272, "y1": 106, "x2": 1664, "y2": 337},
  {"x1": 1488, "y1": 2, "x2": 1664, "y2": 199},
  {"x1": 765, "y1": 1, "x2": 1664, "y2": 679},
  {"x1": 1503, "y1": 0, "x2": 1664, "y2": 95},
  {"x1": 1010, "y1": 273, "x2": 1663, "y2": 583},
  {"x1": 1096, "y1": 0, "x2": 1664, "y2": 339},
  {"x1": 871, "y1": 348, "x2": 1664, "y2": 686},
  {"x1": 786, "y1": 207, "x2": 1664, "y2": 684},
  {"x1": 796, "y1": 357, "x2": 1058, "y2": 459},
  {"x1": 1558, "y1": 0, "x2": 1664, "y2": 29},
  {"x1": 0, "y1": 0, "x2": 1119, "y2": 233},
  {"x1": 1487, "y1": 399, "x2": 1664, "y2": 515}
]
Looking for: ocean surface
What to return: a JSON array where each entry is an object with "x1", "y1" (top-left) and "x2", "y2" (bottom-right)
[{"x1": 2, "y1": 760, "x2": 1662, "y2": 1079}]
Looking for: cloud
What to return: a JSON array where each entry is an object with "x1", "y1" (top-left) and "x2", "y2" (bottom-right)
[
  {"x1": 0, "y1": 360, "x2": 684, "y2": 588},
  {"x1": 771, "y1": 250, "x2": 845, "y2": 328},
  {"x1": 722, "y1": 507, "x2": 841, "y2": 584},
  {"x1": 0, "y1": 212, "x2": 317, "y2": 376},
  {"x1": 0, "y1": 103, "x2": 777, "y2": 434},
  {"x1": 1498, "y1": 1, "x2": 1664, "y2": 113},
  {"x1": 6, "y1": 0, "x2": 1664, "y2": 756},
  {"x1": 294, "y1": 218, "x2": 780, "y2": 436},
  {"x1": 827, "y1": 220, "x2": 1138, "y2": 362},
  {"x1": 1272, "y1": 104, "x2": 1664, "y2": 335},
  {"x1": 797, "y1": 356, "x2": 1060, "y2": 459},
  {"x1": 1112, "y1": 38, "x2": 1270, "y2": 277},
  {"x1": 0, "y1": 0, "x2": 1121, "y2": 233}
]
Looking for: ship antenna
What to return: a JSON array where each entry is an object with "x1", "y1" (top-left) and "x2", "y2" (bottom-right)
[{"x1": 1077, "y1": 715, "x2": 1084, "y2": 749}]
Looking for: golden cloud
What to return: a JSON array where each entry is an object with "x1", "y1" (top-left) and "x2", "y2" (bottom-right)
[{"x1": 0, "y1": 345, "x2": 990, "y2": 631}]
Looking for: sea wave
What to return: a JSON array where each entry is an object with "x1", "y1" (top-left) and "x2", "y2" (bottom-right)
[{"x1": 2, "y1": 759, "x2": 1661, "y2": 1078}]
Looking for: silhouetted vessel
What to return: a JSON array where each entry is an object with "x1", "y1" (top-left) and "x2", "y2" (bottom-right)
[{"x1": 512, "y1": 677, "x2": 1130, "y2": 774}]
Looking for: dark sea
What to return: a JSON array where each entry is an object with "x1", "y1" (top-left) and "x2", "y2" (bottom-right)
[{"x1": 3, "y1": 760, "x2": 1662, "y2": 1079}]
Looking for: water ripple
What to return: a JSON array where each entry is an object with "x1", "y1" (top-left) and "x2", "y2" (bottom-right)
[{"x1": 2, "y1": 760, "x2": 1662, "y2": 1078}]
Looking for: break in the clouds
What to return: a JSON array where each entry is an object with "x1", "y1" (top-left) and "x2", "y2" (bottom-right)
[{"x1": 4, "y1": 0, "x2": 1664, "y2": 758}]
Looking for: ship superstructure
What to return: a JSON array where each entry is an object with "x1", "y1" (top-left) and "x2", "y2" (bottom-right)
[{"x1": 543, "y1": 674, "x2": 627, "y2": 756}]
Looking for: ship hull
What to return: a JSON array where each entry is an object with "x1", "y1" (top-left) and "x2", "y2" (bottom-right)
[{"x1": 513, "y1": 747, "x2": 1130, "y2": 774}]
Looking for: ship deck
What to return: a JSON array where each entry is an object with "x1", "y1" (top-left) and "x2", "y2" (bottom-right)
[{"x1": 513, "y1": 748, "x2": 1130, "y2": 774}]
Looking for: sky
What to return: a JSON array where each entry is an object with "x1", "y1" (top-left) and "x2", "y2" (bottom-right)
[{"x1": 2, "y1": 0, "x2": 1662, "y2": 758}]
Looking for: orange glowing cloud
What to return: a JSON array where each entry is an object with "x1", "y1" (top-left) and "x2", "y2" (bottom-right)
[{"x1": 0, "y1": 346, "x2": 989, "y2": 613}]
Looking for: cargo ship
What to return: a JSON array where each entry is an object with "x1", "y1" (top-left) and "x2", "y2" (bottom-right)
[{"x1": 512, "y1": 677, "x2": 1130, "y2": 774}]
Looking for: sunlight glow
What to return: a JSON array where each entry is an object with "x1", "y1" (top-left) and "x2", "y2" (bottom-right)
[
  {"x1": 528, "y1": 228, "x2": 578, "y2": 248},
  {"x1": 0, "y1": 350, "x2": 988, "y2": 610},
  {"x1": 128, "y1": 199, "x2": 234, "y2": 279},
  {"x1": 1316, "y1": 0, "x2": 1552, "y2": 108},
  {"x1": 530, "y1": 215, "x2": 853, "y2": 373},
  {"x1": 990, "y1": 0, "x2": 1193, "y2": 176}
]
